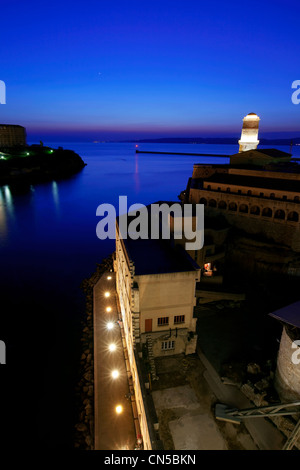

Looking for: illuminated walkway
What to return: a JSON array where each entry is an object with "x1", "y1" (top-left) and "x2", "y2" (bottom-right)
[{"x1": 93, "y1": 272, "x2": 136, "y2": 450}]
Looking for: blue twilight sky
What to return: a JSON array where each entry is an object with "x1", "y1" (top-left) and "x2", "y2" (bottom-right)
[{"x1": 0, "y1": 0, "x2": 299, "y2": 141}]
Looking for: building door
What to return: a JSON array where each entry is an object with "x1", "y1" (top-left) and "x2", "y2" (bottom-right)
[{"x1": 145, "y1": 319, "x2": 152, "y2": 332}]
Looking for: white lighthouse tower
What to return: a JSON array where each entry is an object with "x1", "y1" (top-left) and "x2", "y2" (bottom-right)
[{"x1": 238, "y1": 113, "x2": 260, "y2": 153}]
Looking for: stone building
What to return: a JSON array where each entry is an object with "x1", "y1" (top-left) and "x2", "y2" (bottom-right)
[
  {"x1": 0, "y1": 124, "x2": 26, "y2": 148},
  {"x1": 114, "y1": 206, "x2": 200, "y2": 449},
  {"x1": 115, "y1": 213, "x2": 200, "y2": 360},
  {"x1": 184, "y1": 149, "x2": 300, "y2": 252}
]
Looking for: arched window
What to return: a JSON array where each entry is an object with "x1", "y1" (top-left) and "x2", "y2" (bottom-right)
[
  {"x1": 274, "y1": 209, "x2": 285, "y2": 220},
  {"x1": 294, "y1": 196, "x2": 300, "y2": 203},
  {"x1": 247, "y1": 190, "x2": 252, "y2": 196},
  {"x1": 208, "y1": 199, "x2": 217, "y2": 207},
  {"x1": 262, "y1": 207, "x2": 272, "y2": 218},
  {"x1": 200, "y1": 197, "x2": 207, "y2": 206},
  {"x1": 228, "y1": 202, "x2": 237, "y2": 211},
  {"x1": 250, "y1": 206, "x2": 260, "y2": 215},
  {"x1": 270, "y1": 193, "x2": 275, "y2": 199},
  {"x1": 218, "y1": 201, "x2": 227, "y2": 210},
  {"x1": 287, "y1": 211, "x2": 299, "y2": 222},
  {"x1": 239, "y1": 204, "x2": 248, "y2": 213}
]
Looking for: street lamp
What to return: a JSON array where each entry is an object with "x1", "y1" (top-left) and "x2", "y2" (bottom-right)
[{"x1": 111, "y1": 370, "x2": 119, "y2": 379}]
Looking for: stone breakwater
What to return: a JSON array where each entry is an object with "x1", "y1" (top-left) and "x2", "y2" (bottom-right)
[{"x1": 74, "y1": 254, "x2": 114, "y2": 450}]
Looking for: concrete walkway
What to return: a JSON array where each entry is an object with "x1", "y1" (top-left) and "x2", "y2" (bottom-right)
[{"x1": 93, "y1": 272, "x2": 136, "y2": 450}]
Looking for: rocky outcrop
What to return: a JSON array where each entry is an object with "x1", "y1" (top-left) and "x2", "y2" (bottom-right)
[{"x1": 0, "y1": 146, "x2": 86, "y2": 185}]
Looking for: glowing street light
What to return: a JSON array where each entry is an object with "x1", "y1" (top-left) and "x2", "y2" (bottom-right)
[
  {"x1": 115, "y1": 405, "x2": 123, "y2": 414},
  {"x1": 104, "y1": 291, "x2": 110, "y2": 298},
  {"x1": 106, "y1": 322, "x2": 114, "y2": 330},
  {"x1": 111, "y1": 369, "x2": 119, "y2": 379},
  {"x1": 106, "y1": 306, "x2": 112, "y2": 312},
  {"x1": 108, "y1": 343, "x2": 117, "y2": 352},
  {"x1": 107, "y1": 276, "x2": 112, "y2": 280}
]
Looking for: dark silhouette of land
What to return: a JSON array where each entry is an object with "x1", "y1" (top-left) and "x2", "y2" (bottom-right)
[{"x1": 0, "y1": 144, "x2": 86, "y2": 185}]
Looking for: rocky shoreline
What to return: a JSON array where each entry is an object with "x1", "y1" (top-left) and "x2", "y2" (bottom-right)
[{"x1": 74, "y1": 254, "x2": 114, "y2": 450}]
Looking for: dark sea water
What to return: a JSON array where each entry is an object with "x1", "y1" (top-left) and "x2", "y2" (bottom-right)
[{"x1": 0, "y1": 142, "x2": 299, "y2": 449}]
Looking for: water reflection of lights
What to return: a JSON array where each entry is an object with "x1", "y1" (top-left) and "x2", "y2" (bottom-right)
[
  {"x1": 0, "y1": 186, "x2": 15, "y2": 241},
  {"x1": 0, "y1": 188, "x2": 7, "y2": 239},
  {"x1": 134, "y1": 153, "x2": 140, "y2": 192},
  {"x1": 3, "y1": 186, "x2": 14, "y2": 218},
  {"x1": 52, "y1": 181, "x2": 60, "y2": 214}
]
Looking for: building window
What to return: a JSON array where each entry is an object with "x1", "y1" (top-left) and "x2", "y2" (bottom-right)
[
  {"x1": 174, "y1": 315, "x2": 185, "y2": 324},
  {"x1": 218, "y1": 200, "x2": 227, "y2": 210},
  {"x1": 287, "y1": 211, "x2": 299, "y2": 222},
  {"x1": 161, "y1": 340, "x2": 175, "y2": 350},
  {"x1": 157, "y1": 317, "x2": 169, "y2": 326},
  {"x1": 262, "y1": 207, "x2": 272, "y2": 218},
  {"x1": 239, "y1": 204, "x2": 248, "y2": 213}
]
